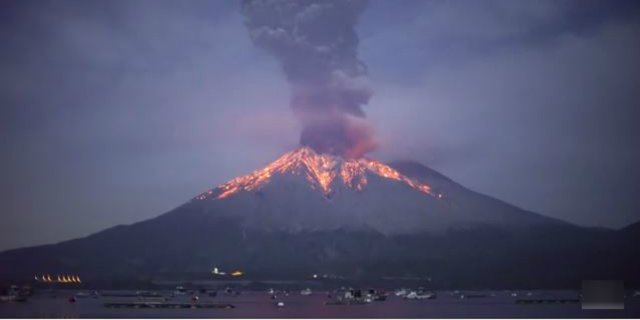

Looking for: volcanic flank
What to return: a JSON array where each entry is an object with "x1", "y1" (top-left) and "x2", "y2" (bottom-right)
[
  {"x1": 1, "y1": 149, "x2": 639, "y2": 288},
  {"x1": 178, "y1": 147, "x2": 564, "y2": 236},
  {"x1": 1, "y1": 1, "x2": 638, "y2": 287}
]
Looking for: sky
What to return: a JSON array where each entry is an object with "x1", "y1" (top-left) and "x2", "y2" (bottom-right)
[{"x1": 1, "y1": 0, "x2": 640, "y2": 251}]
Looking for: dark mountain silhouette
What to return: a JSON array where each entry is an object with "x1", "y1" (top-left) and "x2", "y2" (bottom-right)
[{"x1": 1, "y1": 148, "x2": 638, "y2": 288}]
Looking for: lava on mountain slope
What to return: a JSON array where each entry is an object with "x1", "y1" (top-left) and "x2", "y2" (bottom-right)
[{"x1": 195, "y1": 147, "x2": 440, "y2": 201}]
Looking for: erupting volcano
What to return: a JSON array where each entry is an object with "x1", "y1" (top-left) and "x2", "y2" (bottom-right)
[
  {"x1": 2, "y1": 0, "x2": 638, "y2": 290},
  {"x1": 196, "y1": 147, "x2": 440, "y2": 201},
  {"x1": 176, "y1": 145, "x2": 564, "y2": 237},
  {"x1": 1, "y1": 146, "x2": 637, "y2": 288}
]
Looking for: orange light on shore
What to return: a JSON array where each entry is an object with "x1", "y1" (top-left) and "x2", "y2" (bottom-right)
[
  {"x1": 38, "y1": 274, "x2": 81, "y2": 283},
  {"x1": 230, "y1": 270, "x2": 244, "y2": 277}
]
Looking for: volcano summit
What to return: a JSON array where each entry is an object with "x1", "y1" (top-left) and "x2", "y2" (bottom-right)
[
  {"x1": 198, "y1": 147, "x2": 437, "y2": 200},
  {"x1": 190, "y1": 147, "x2": 558, "y2": 235}
]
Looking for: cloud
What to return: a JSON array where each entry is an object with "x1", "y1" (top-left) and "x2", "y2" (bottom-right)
[
  {"x1": 241, "y1": 0, "x2": 376, "y2": 157},
  {"x1": 363, "y1": 2, "x2": 640, "y2": 227}
]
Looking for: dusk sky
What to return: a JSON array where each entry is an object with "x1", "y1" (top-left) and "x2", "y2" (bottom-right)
[{"x1": 1, "y1": 0, "x2": 640, "y2": 251}]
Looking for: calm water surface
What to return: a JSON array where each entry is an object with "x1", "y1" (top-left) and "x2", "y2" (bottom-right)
[{"x1": 1, "y1": 290, "x2": 639, "y2": 318}]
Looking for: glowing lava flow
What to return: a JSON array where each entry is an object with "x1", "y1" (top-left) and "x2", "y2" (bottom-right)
[{"x1": 195, "y1": 147, "x2": 438, "y2": 200}]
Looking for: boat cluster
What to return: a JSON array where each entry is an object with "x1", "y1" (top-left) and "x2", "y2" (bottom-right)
[
  {"x1": 330, "y1": 288, "x2": 389, "y2": 304},
  {"x1": 0, "y1": 285, "x2": 33, "y2": 302},
  {"x1": 266, "y1": 287, "x2": 391, "y2": 307}
]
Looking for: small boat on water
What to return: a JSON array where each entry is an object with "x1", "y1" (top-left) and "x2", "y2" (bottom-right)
[
  {"x1": 405, "y1": 291, "x2": 436, "y2": 300},
  {"x1": 173, "y1": 286, "x2": 187, "y2": 296},
  {"x1": 374, "y1": 295, "x2": 387, "y2": 301},
  {"x1": 459, "y1": 292, "x2": 487, "y2": 299},
  {"x1": 394, "y1": 288, "x2": 409, "y2": 297},
  {"x1": 327, "y1": 288, "x2": 385, "y2": 305},
  {"x1": 365, "y1": 289, "x2": 387, "y2": 302},
  {"x1": 300, "y1": 288, "x2": 312, "y2": 296},
  {"x1": 0, "y1": 295, "x2": 27, "y2": 302},
  {"x1": 223, "y1": 287, "x2": 241, "y2": 296},
  {"x1": 137, "y1": 291, "x2": 162, "y2": 298},
  {"x1": 75, "y1": 292, "x2": 98, "y2": 299},
  {"x1": 0, "y1": 285, "x2": 28, "y2": 302}
]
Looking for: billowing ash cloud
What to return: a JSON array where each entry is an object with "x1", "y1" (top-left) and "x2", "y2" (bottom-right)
[{"x1": 241, "y1": 0, "x2": 376, "y2": 158}]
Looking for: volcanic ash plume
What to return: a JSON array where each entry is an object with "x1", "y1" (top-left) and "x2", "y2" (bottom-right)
[{"x1": 241, "y1": 0, "x2": 375, "y2": 158}]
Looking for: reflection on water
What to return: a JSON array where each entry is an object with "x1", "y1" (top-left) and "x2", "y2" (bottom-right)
[{"x1": 1, "y1": 290, "x2": 639, "y2": 318}]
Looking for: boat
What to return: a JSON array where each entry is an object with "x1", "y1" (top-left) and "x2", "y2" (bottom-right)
[
  {"x1": 328, "y1": 288, "x2": 377, "y2": 305},
  {"x1": 366, "y1": 289, "x2": 388, "y2": 301},
  {"x1": 300, "y1": 288, "x2": 312, "y2": 296},
  {"x1": 0, "y1": 286, "x2": 28, "y2": 302},
  {"x1": 137, "y1": 291, "x2": 162, "y2": 298},
  {"x1": 0, "y1": 295, "x2": 22, "y2": 302},
  {"x1": 459, "y1": 292, "x2": 487, "y2": 299},
  {"x1": 173, "y1": 286, "x2": 187, "y2": 296},
  {"x1": 325, "y1": 300, "x2": 368, "y2": 305},
  {"x1": 394, "y1": 288, "x2": 409, "y2": 297},
  {"x1": 73, "y1": 291, "x2": 98, "y2": 299},
  {"x1": 373, "y1": 294, "x2": 387, "y2": 301},
  {"x1": 405, "y1": 291, "x2": 436, "y2": 300},
  {"x1": 327, "y1": 289, "x2": 369, "y2": 305}
]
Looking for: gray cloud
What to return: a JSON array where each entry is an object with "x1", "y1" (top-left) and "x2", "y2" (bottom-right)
[
  {"x1": 0, "y1": 0, "x2": 296, "y2": 250},
  {"x1": 362, "y1": 0, "x2": 640, "y2": 228}
]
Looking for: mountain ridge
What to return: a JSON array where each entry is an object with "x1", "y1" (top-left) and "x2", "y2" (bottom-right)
[{"x1": 0, "y1": 150, "x2": 638, "y2": 288}]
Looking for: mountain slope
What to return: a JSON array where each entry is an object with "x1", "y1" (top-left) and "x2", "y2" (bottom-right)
[
  {"x1": 388, "y1": 160, "x2": 574, "y2": 228},
  {"x1": 189, "y1": 147, "x2": 565, "y2": 235},
  {"x1": 0, "y1": 148, "x2": 637, "y2": 288}
]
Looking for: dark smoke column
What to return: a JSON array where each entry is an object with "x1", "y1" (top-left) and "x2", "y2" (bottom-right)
[{"x1": 241, "y1": 0, "x2": 376, "y2": 158}]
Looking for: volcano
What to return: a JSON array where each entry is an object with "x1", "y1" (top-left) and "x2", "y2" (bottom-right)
[
  {"x1": 189, "y1": 147, "x2": 562, "y2": 235},
  {"x1": 1, "y1": 148, "x2": 639, "y2": 288}
]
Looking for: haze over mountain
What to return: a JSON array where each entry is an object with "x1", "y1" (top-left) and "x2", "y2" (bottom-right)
[{"x1": 1, "y1": 148, "x2": 638, "y2": 288}]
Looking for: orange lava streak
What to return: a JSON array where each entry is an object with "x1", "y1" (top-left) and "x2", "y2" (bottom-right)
[
  {"x1": 361, "y1": 159, "x2": 433, "y2": 195},
  {"x1": 195, "y1": 147, "x2": 437, "y2": 200},
  {"x1": 340, "y1": 160, "x2": 367, "y2": 190},
  {"x1": 304, "y1": 152, "x2": 336, "y2": 193}
]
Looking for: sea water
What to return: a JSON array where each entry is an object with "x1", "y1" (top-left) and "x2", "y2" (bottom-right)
[{"x1": 1, "y1": 290, "x2": 639, "y2": 318}]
